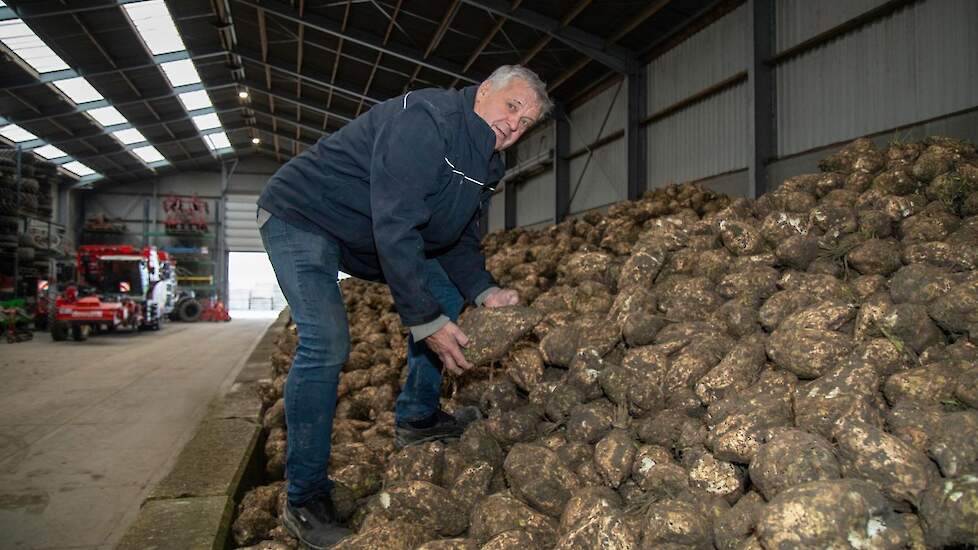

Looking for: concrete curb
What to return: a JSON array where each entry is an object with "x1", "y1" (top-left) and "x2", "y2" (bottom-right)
[{"x1": 116, "y1": 309, "x2": 289, "y2": 550}]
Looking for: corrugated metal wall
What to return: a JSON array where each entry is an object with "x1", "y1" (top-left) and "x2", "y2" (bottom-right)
[
  {"x1": 776, "y1": 0, "x2": 978, "y2": 156},
  {"x1": 646, "y1": 4, "x2": 749, "y2": 187},
  {"x1": 648, "y1": 4, "x2": 748, "y2": 111},
  {"x1": 516, "y1": 171, "x2": 555, "y2": 227},
  {"x1": 568, "y1": 82, "x2": 625, "y2": 151},
  {"x1": 569, "y1": 141, "x2": 628, "y2": 213},
  {"x1": 776, "y1": 0, "x2": 890, "y2": 51},
  {"x1": 495, "y1": 0, "x2": 976, "y2": 230},
  {"x1": 488, "y1": 190, "x2": 505, "y2": 233},
  {"x1": 648, "y1": 83, "x2": 749, "y2": 187},
  {"x1": 224, "y1": 194, "x2": 263, "y2": 252},
  {"x1": 567, "y1": 83, "x2": 627, "y2": 213},
  {"x1": 513, "y1": 124, "x2": 553, "y2": 164}
]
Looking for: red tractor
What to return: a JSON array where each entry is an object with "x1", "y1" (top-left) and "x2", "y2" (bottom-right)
[{"x1": 50, "y1": 245, "x2": 172, "y2": 341}]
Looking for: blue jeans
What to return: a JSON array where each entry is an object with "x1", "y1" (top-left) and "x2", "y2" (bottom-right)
[
  {"x1": 395, "y1": 260, "x2": 464, "y2": 424},
  {"x1": 260, "y1": 213, "x2": 462, "y2": 505}
]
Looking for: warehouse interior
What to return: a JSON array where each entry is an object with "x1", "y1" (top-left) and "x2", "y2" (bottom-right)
[{"x1": 1, "y1": 0, "x2": 977, "y2": 548}]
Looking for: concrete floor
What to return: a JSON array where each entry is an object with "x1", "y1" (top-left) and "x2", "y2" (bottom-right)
[{"x1": 0, "y1": 318, "x2": 274, "y2": 550}]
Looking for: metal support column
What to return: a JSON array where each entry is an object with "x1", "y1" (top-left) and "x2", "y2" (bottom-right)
[
  {"x1": 747, "y1": 0, "x2": 775, "y2": 198},
  {"x1": 504, "y1": 184, "x2": 517, "y2": 230},
  {"x1": 142, "y1": 198, "x2": 150, "y2": 248},
  {"x1": 626, "y1": 67, "x2": 648, "y2": 200},
  {"x1": 554, "y1": 104, "x2": 571, "y2": 223},
  {"x1": 13, "y1": 146, "x2": 22, "y2": 297}
]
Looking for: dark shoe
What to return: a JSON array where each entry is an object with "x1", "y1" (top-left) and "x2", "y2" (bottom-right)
[
  {"x1": 394, "y1": 406, "x2": 482, "y2": 448},
  {"x1": 281, "y1": 495, "x2": 351, "y2": 549}
]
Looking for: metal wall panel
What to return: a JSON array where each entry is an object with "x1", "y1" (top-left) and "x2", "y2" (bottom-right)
[
  {"x1": 776, "y1": 0, "x2": 889, "y2": 52},
  {"x1": 569, "y1": 82, "x2": 625, "y2": 152},
  {"x1": 488, "y1": 190, "x2": 505, "y2": 233},
  {"x1": 647, "y1": 3, "x2": 748, "y2": 113},
  {"x1": 648, "y1": 82, "x2": 749, "y2": 187},
  {"x1": 513, "y1": 123, "x2": 553, "y2": 165},
  {"x1": 569, "y1": 138, "x2": 628, "y2": 214},
  {"x1": 224, "y1": 194, "x2": 263, "y2": 252},
  {"x1": 515, "y1": 171, "x2": 555, "y2": 227},
  {"x1": 777, "y1": 0, "x2": 978, "y2": 156}
]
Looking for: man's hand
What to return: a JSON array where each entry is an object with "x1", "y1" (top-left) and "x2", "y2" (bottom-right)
[
  {"x1": 424, "y1": 321, "x2": 473, "y2": 375},
  {"x1": 482, "y1": 288, "x2": 519, "y2": 308}
]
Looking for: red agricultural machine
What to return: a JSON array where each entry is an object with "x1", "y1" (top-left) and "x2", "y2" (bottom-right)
[{"x1": 50, "y1": 245, "x2": 176, "y2": 341}]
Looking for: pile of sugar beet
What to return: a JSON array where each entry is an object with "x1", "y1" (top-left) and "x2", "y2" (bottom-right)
[{"x1": 234, "y1": 136, "x2": 978, "y2": 550}]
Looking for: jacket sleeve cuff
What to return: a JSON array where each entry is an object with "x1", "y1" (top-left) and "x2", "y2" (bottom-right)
[
  {"x1": 475, "y1": 286, "x2": 500, "y2": 307},
  {"x1": 409, "y1": 315, "x2": 450, "y2": 342}
]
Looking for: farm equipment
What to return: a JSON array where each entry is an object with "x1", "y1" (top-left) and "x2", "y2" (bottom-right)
[
  {"x1": 50, "y1": 245, "x2": 174, "y2": 341},
  {"x1": 1, "y1": 298, "x2": 33, "y2": 343},
  {"x1": 199, "y1": 298, "x2": 231, "y2": 322}
]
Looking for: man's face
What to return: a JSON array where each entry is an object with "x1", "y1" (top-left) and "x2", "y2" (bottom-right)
[{"x1": 473, "y1": 78, "x2": 542, "y2": 152}]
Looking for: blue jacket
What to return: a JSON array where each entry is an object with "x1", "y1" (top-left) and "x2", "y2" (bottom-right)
[{"x1": 257, "y1": 85, "x2": 503, "y2": 328}]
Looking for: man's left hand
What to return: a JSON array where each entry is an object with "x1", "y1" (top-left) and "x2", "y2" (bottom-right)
[{"x1": 483, "y1": 288, "x2": 519, "y2": 308}]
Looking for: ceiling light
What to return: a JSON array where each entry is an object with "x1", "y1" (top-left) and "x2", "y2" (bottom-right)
[
  {"x1": 33, "y1": 144, "x2": 68, "y2": 159},
  {"x1": 238, "y1": 90, "x2": 249, "y2": 99},
  {"x1": 63, "y1": 161, "x2": 95, "y2": 177},
  {"x1": 160, "y1": 59, "x2": 201, "y2": 87},
  {"x1": 112, "y1": 128, "x2": 147, "y2": 145},
  {"x1": 132, "y1": 145, "x2": 164, "y2": 163},
  {"x1": 203, "y1": 131, "x2": 231, "y2": 151},
  {"x1": 0, "y1": 19, "x2": 70, "y2": 74},
  {"x1": 0, "y1": 123, "x2": 38, "y2": 142},
  {"x1": 52, "y1": 76, "x2": 104, "y2": 104},
  {"x1": 86, "y1": 106, "x2": 127, "y2": 127},
  {"x1": 251, "y1": 137, "x2": 260, "y2": 144},
  {"x1": 178, "y1": 90, "x2": 212, "y2": 111},
  {"x1": 123, "y1": 0, "x2": 186, "y2": 56},
  {"x1": 192, "y1": 113, "x2": 221, "y2": 131}
]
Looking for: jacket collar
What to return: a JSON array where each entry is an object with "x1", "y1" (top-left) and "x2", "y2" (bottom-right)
[{"x1": 462, "y1": 85, "x2": 498, "y2": 161}]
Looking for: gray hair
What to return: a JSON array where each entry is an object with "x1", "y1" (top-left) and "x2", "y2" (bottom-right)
[{"x1": 485, "y1": 65, "x2": 554, "y2": 121}]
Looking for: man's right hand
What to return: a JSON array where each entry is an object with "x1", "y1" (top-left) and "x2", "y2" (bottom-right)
[{"x1": 424, "y1": 321, "x2": 473, "y2": 375}]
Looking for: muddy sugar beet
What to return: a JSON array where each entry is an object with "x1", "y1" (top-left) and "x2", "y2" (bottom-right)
[{"x1": 233, "y1": 136, "x2": 978, "y2": 549}]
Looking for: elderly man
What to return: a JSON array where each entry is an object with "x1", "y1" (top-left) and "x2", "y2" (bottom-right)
[{"x1": 257, "y1": 65, "x2": 552, "y2": 548}]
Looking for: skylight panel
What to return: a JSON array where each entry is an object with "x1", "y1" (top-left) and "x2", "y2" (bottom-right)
[
  {"x1": 112, "y1": 128, "x2": 147, "y2": 145},
  {"x1": 52, "y1": 76, "x2": 103, "y2": 104},
  {"x1": 123, "y1": 0, "x2": 185, "y2": 55},
  {"x1": 33, "y1": 144, "x2": 68, "y2": 159},
  {"x1": 132, "y1": 145, "x2": 164, "y2": 163},
  {"x1": 63, "y1": 161, "x2": 95, "y2": 177},
  {"x1": 0, "y1": 20, "x2": 70, "y2": 73},
  {"x1": 160, "y1": 59, "x2": 201, "y2": 87},
  {"x1": 192, "y1": 113, "x2": 221, "y2": 131},
  {"x1": 0, "y1": 123, "x2": 37, "y2": 142},
  {"x1": 178, "y1": 90, "x2": 212, "y2": 111},
  {"x1": 204, "y1": 131, "x2": 231, "y2": 151},
  {"x1": 87, "y1": 106, "x2": 127, "y2": 127}
]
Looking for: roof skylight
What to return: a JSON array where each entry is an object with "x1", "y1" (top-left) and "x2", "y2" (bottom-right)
[
  {"x1": 0, "y1": 19, "x2": 70, "y2": 74},
  {"x1": 86, "y1": 106, "x2": 127, "y2": 127},
  {"x1": 132, "y1": 145, "x2": 165, "y2": 163},
  {"x1": 63, "y1": 161, "x2": 95, "y2": 177},
  {"x1": 112, "y1": 128, "x2": 147, "y2": 145},
  {"x1": 0, "y1": 123, "x2": 38, "y2": 142},
  {"x1": 192, "y1": 113, "x2": 221, "y2": 131},
  {"x1": 33, "y1": 144, "x2": 68, "y2": 159},
  {"x1": 123, "y1": 0, "x2": 185, "y2": 55},
  {"x1": 160, "y1": 59, "x2": 201, "y2": 87},
  {"x1": 204, "y1": 131, "x2": 231, "y2": 151},
  {"x1": 178, "y1": 90, "x2": 213, "y2": 111},
  {"x1": 52, "y1": 76, "x2": 103, "y2": 104}
]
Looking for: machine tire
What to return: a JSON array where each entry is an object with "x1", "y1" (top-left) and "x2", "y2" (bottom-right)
[
  {"x1": 176, "y1": 298, "x2": 202, "y2": 323},
  {"x1": 51, "y1": 321, "x2": 69, "y2": 341},
  {"x1": 71, "y1": 323, "x2": 89, "y2": 341}
]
